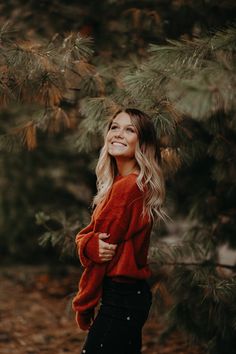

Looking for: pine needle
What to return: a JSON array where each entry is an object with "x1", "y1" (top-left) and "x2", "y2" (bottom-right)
[{"x1": 21, "y1": 121, "x2": 37, "y2": 150}]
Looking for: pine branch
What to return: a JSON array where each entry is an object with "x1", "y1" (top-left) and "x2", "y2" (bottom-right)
[
  {"x1": 150, "y1": 261, "x2": 236, "y2": 271},
  {"x1": 148, "y1": 40, "x2": 205, "y2": 72},
  {"x1": 0, "y1": 26, "x2": 96, "y2": 149},
  {"x1": 61, "y1": 33, "x2": 94, "y2": 61},
  {"x1": 35, "y1": 210, "x2": 82, "y2": 258},
  {"x1": 0, "y1": 133, "x2": 22, "y2": 152},
  {"x1": 75, "y1": 97, "x2": 119, "y2": 152},
  {"x1": 210, "y1": 26, "x2": 236, "y2": 52}
]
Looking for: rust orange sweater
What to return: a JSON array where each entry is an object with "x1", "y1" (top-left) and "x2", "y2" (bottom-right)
[{"x1": 72, "y1": 173, "x2": 153, "y2": 330}]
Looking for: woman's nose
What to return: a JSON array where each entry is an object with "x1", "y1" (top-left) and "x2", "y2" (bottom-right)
[{"x1": 114, "y1": 129, "x2": 124, "y2": 138}]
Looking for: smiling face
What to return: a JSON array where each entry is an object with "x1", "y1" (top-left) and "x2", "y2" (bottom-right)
[{"x1": 106, "y1": 111, "x2": 139, "y2": 159}]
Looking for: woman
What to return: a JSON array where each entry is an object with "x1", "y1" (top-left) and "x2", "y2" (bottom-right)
[{"x1": 72, "y1": 108, "x2": 166, "y2": 354}]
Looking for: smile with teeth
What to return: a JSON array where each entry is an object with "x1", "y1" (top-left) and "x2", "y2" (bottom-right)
[{"x1": 112, "y1": 142, "x2": 127, "y2": 147}]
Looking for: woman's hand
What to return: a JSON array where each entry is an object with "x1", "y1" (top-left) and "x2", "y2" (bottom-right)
[{"x1": 98, "y1": 233, "x2": 117, "y2": 262}]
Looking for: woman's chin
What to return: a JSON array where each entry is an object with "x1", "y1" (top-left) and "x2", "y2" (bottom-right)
[
  {"x1": 108, "y1": 149, "x2": 127, "y2": 157},
  {"x1": 109, "y1": 153, "x2": 126, "y2": 158}
]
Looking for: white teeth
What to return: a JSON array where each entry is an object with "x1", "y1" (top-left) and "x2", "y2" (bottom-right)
[{"x1": 112, "y1": 142, "x2": 126, "y2": 147}]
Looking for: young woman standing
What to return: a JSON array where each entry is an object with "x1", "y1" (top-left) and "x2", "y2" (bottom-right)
[{"x1": 72, "y1": 108, "x2": 166, "y2": 354}]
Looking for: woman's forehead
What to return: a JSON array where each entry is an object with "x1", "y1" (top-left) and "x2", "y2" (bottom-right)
[{"x1": 112, "y1": 112, "x2": 133, "y2": 125}]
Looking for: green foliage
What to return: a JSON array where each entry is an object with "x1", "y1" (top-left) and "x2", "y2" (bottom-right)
[
  {"x1": 0, "y1": 23, "x2": 95, "y2": 150},
  {"x1": 166, "y1": 266, "x2": 236, "y2": 353},
  {"x1": 36, "y1": 210, "x2": 80, "y2": 258},
  {"x1": 0, "y1": 2, "x2": 236, "y2": 352},
  {"x1": 141, "y1": 28, "x2": 236, "y2": 352}
]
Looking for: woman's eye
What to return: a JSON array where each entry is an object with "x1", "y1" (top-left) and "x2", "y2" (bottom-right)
[
  {"x1": 110, "y1": 125, "x2": 135, "y2": 133},
  {"x1": 127, "y1": 128, "x2": 135, "y2": 133}
]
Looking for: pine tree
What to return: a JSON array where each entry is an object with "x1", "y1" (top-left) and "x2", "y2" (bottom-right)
[
  {"x1": 0, "y1": 2, "x2": 236, "y2": 352},
  {"x1": 0, "y1": 23, "x2": 98, "y2": 261},
  {"x1": 1, "y1": 0, "x2": 235, "y2": 262},
  {"x1": 75, "y1": 26, "x2": 236, "y2": 353}
]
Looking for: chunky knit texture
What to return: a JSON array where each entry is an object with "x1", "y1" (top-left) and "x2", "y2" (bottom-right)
[{"x1": 72, "y1": 173, "x2": 153, "y2": 330}]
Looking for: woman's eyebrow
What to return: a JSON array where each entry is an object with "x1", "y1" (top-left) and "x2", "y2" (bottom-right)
[{"x1": 111, "y1": 122, "x2": 135, "y2": 127}]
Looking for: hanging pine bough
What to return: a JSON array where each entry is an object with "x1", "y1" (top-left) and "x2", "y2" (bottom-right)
[
  {"x1": 23, "y1": 24, "x2": 236, "y2": 352},
  {"x1": 74, "y1": 26, "x2": 236, "y2": 353},
  {"x1": 35, "y1": 210, "x2": 82, "y2": 258},
  {"x1": 0, "y1": 24, "x2": 98, "y2": 151},
  {"x1": 122, "y1": 28, "x2": 236, "y2": 353},
  {"x1": 1, "y1": 17, "x2": 235, "y2": 352}
]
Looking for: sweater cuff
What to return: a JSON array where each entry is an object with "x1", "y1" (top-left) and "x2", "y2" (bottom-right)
[
  {"x1": 75, "y1": 309, "x2": 94, "y2": 331},
  {"x1": 84, "y1": 233, "x2": 102, "y2": 264},
  {"x1": 77, "y1": 233, "x2": 94, "y2": 267}
]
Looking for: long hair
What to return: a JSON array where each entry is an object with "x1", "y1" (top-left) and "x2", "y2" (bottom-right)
[{"x1": 92, "y1": 108, "x2": 167, "y2": 222}]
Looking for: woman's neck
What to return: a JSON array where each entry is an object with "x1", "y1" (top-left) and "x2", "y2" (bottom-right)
[{"x1": 115, "y1": 159, "x2": 139, "y2": 177}]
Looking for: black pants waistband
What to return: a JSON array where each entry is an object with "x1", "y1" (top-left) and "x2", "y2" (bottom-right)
[{"x1": 103, "y1": 276, "x2": 148, "y2": 291}]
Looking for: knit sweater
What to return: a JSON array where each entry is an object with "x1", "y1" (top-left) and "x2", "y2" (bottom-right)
[{"x1": 72, "y1": 173, "x2": 153, "y2": 330}]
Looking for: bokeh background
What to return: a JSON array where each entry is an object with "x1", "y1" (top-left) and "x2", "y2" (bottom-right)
[{"x1": 0, "y1": 1, "x2": 236, "y2": 353}]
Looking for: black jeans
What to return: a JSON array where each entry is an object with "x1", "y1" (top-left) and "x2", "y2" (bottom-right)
[{"x1": 80, "y1": 277, "x2": 152, "y2": 354}]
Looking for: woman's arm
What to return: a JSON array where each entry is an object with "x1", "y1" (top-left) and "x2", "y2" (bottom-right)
[
  {"x1": 76, "y1": 176, "x2": 149, "y2": 266},
  {"x1": 75, "y1": 218, "x2": 117, "y2": 266},
  {"x1": 74, "y1": 221, "x2": 98, "y2": 267},
  {"x1": 76, "y1": 229, "x2": 117, "y2": 266}
]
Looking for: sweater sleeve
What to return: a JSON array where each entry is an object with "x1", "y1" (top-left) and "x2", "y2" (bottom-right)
[
  {"x1": 74, "y1": 220, "x2": 101, "y2": 267},
  {"x1": 72, "y1": 176, "x2": 150, "y2": 330}
]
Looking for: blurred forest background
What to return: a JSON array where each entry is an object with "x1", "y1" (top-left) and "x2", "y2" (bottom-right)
[{"x1": 0, "y1": 0, "x2": 236, "y2": 353}]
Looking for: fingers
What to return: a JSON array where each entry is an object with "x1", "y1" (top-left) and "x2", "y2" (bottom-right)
[
  {"x1": 99, "y1": 244, "x2": 116, "y2": 257},
  {"x1": 98, "y1": 233, "x2": 117, "y2": 262},
  {"x1": 98, "y1": 233, "x2": 117, "y2": 250},
  {"x1": 100, "y1": 247, "x2": 116, "y2": 256},
  {"x1": 98, "y1": 233, "x2": 110, "y2": 239},
  {"x1": 100, "y1": 254, "x2": 114, "y2": 262},
  {"x1": 99, "y1": 249, "x2": 115, "y2": 261},
  {"x1": 103, "y1": 242, "x2": 117, "y2": 251}
]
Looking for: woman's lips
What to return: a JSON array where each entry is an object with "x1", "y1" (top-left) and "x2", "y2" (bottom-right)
[{"x1": 112, "y1": 142, "x2": 127, "y2": 147}]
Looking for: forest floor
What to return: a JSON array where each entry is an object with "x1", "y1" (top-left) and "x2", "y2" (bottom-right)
[{"x1": 0, "y1": 265, "x2": 205, "y2": 354}]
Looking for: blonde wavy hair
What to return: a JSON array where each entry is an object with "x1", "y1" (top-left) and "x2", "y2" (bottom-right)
[{"x1": 92, "y1": 108, "x2": 167, "y2": 223}]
